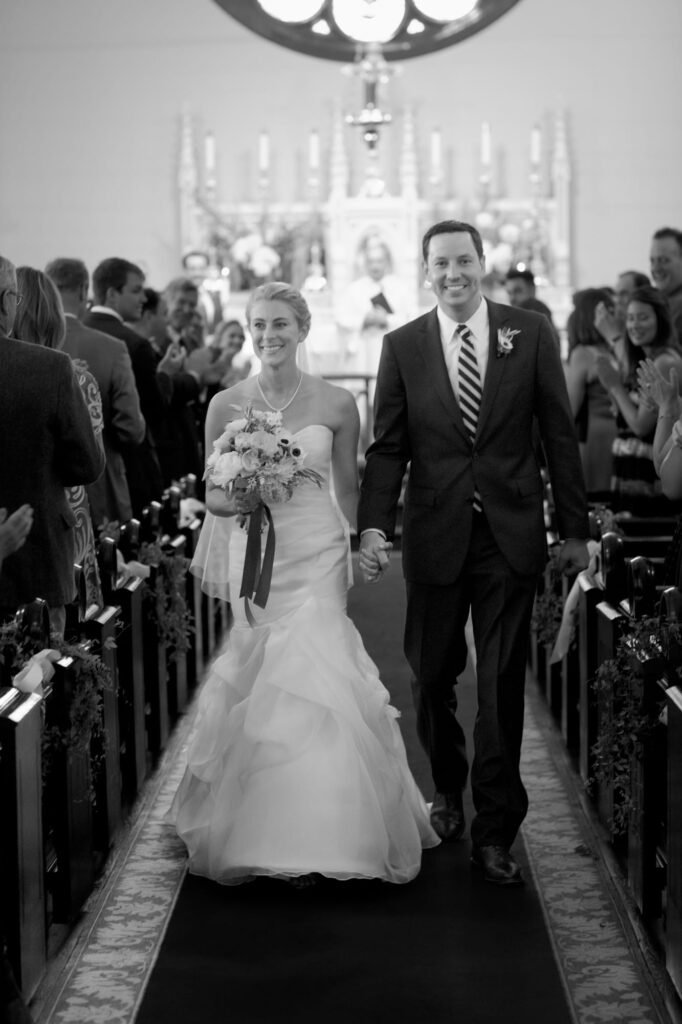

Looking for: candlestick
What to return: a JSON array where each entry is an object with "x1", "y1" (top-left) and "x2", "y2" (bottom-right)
[
  {"x1": 205, "y1": 131, "x2": 216, "y2": 175},
  {"x1": 430, "y1": 129, "x2": 442, "y2": 177},
  {"x1": 480, "y1": 121, "x2": 491, "y2": 167},
  {"x1": 309, "y1": 130, "x2": 319, "y2": 172},
  {"x1": 258, "y1": 131, "x2": 269, "y2": 173},
  {"x1": 530, "y1": 124, "x2": 541, "y2": 166}
]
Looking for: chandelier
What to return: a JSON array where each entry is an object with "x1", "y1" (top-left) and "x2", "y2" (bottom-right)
[{"x1": 213, "y1": 0, "x2": 522, "y2": 61}]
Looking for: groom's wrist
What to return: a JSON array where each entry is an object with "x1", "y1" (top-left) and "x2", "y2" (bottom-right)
[{"x1": 360, "y1": 528, "x2": 387, "y2": 541}]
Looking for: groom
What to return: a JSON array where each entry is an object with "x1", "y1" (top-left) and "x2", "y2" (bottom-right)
[{"x1": 358, "y1": 220, "x2": 589, "y2": 885}]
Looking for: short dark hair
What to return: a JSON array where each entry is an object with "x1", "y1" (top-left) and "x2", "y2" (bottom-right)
[
  {"x1": 142, "y1": 287, "x2": 161, "y2": 315},
  {"x1": 422, "y1": 220, "x2": 484, "y2": 263},
  {"x1": 92, "y1": 257, "x2": 144, "y2": 304},
  {"x1": 652, "y1": 227, "x2": 682, "y2": 254},
  {"x1": 45, "y1": 257, "x2": 89, "y2": 293},
  {"x1": 619, "y1": 269, "x2": 650, "y2": 289},
  {"x1": 505, "y1": 268, "x2": 535, "y2": 286}
]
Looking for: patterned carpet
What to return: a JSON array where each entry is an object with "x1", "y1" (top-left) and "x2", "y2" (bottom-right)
[{"x1": 30, "y1": 561, "x2": 675, "y2": 1024}]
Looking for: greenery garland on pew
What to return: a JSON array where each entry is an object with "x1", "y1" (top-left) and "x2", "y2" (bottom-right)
[
  {"x1": 138, "y1": 539, "x2": 194, "y2": 664},
  {"x1": 589, "y1": 613, "x2": 676, "y2": 836},
  {"x1": 0, "y1": 620, "x2": 113, "y2": 799},
  {"x1": 99, "y1": 520, "x2": 194, "y2": 664}
]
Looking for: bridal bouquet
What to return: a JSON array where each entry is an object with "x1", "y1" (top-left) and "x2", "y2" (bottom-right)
[{"x1": 205, "y1": 406, "x2": 323, "y2": 622}]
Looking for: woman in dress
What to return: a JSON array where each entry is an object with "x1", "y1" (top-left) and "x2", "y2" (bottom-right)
[
  {"x1": 596, "y1": 284, "x2": 682, "y2": 513},
  {"x1": 14, "y1": 267, "x2": 104, "y2": 610},
  {"x1": 563, "y1": 287, "x2": 619, "y2": 496},
  {"x1": 170, "y1": 282, "x2": 438, "y2": 886}
]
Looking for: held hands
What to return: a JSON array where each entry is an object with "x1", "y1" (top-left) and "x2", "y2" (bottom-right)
[
  {"x1": 556, "y1": 538, "x2": 590, "y2": 576},
  {"x1": 359, "y1": 531, "x2": 393, "y2": 584}
]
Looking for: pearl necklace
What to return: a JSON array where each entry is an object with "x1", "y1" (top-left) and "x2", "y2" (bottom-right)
[{"x1": 257, "y1": 373, "x2": 303, "y2": 413}]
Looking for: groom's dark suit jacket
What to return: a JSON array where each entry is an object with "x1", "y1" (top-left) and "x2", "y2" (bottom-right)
[
  {"x1": 358, "y1": 299, "x2": 588, "y2": 581},
  {"x1": 0, "y1": 335, "x2": 105, "y2": 609}
]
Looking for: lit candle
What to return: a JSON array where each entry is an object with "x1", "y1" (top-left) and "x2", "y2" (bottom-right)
[
  {"x1": 430, "y1": 129, "x2": 442, "y2": 175},
  {"x1": 480, "y1": 121, "x2": 491, "y2": 167},
  {"x1": 309, "y1": 130, "x2": 319, "y2": 172},
  {"x1": 530, "y1": 124, "x2": 542, "y2": 165},
  {"x1": 205, "y1": 131, "x2": 216, "y2": 175},
  {"x1": 258, "y1": 131, "x2": 269, "y2": 173}
]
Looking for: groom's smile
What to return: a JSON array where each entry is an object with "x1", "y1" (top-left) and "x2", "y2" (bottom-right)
[{"x1": 424, "y1": 231, "x2": 485, "y2": 322}]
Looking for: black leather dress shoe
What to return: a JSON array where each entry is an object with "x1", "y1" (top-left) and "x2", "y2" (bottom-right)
[
  {"x1": 430, "y1": 792, "x2": 465, "y2": 841},
  {"x1": 471, "y1": 845, "x2": 523, "y2": 885}
]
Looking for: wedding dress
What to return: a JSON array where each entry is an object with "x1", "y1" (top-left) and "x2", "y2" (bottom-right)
[{"x1": 170, "y1": 424, "x2": 439, "y2": 885}]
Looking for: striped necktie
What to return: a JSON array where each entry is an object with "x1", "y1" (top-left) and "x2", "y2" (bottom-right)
[{"x1": 456, "y1": 323, "x2": 483, "y2": 512}]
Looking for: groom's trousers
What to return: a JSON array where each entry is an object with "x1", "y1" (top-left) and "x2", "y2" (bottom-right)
[{"x1": 404, "y1": 510, "x2": 538, "y2": 849}]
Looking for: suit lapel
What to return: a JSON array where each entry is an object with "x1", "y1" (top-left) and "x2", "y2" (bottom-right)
[
  {"x1": 476, "y1": 299, "x2": 509, "y2": 438},
  {"x1": 417, "y1": 309, "x2": 470, "y2": 440}
]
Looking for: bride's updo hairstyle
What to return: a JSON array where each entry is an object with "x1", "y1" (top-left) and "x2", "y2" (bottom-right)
[{"x1": 246, "y1": 281, "x2": 311, "y2": 341}]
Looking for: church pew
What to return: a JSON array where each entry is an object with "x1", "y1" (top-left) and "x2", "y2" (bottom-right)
[
  {"x1": 98, "y1": 535, "x2": 147, "y2": 805},
  {"x1": 163, "y1": 531, "x2": 190, "y2": 721},
  {"x1": 138, "y1": 502, "x2": 171, "y2": 759},
  {"x1": 43, "y1": 651, "x2": 96, "y2": 924},
  {"x1": 181, "y1": 510, "x2": 204, "y2": 690},
  {"x1": 666, "y1": 683, "x2": 682, "y2": 999},
  {"x1": 578, "y1": 572, "x2": 602, "y2": 784},
  {"x1": 0, "y1": 686, "x2": 45, "y2": 1002}
]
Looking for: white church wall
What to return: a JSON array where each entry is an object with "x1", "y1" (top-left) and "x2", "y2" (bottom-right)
[{"x1": 1, "y1": 0, "x2": 681, "y2": 291}]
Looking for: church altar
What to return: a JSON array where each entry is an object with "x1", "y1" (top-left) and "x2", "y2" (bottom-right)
[{"x1": 177, "y1": 100, "x2": 574, "y2": 375}]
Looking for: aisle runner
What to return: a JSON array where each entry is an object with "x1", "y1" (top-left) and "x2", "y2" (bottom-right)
[{"x1": 38, "y1": 560, "x2": 665, "y2": 1024}]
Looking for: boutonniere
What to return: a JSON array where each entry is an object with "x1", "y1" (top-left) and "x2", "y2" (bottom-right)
[{"x1": 496, "y1": 327, "x2": 520, "y2": 358}]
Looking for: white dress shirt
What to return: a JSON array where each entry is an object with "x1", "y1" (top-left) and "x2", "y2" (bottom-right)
[{"x1": 436, "y1": 297, "x2": 490, "y2": 403}]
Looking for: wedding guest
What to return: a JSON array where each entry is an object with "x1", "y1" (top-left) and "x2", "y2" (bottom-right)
[
  {"x1": 594, "y1": 269, "x2": 650, "y2": 348},
  {"x1": 650, "y1": 227, "x2": 682, "y2": 340},
  {"x1": 596, "y1": 284, "x2": 682, "y2": 513},
  {"x1": 128, "y1": 287, "x2": 169, "y2": 358},
  {"x1": 358, "y1": 219, "x2": 589, "y2": 886},
  {"x1": 209, "y1": 319, "x2": 250, "y2": 390},
  {"x1": 170, "y1": 281, "x2": 438, "y2": 886},
  {"x1": 181, "y1": 249, "x2": 225, "y2": 338},
  {"x1": 505, "y1": 268, "x2": 559, "y2": 343},
  {"x1": 45, "y1": 257, "x2": 145, "y2": 527},
  {"x1": 15, "y1": 266, "x2": 104, "y2": 609},
  {"x1": 564, "y1": 288, "x2": 619, "y2": 495},
  {"x1": 86, "y1": 258, "x2": 186, "y2": 512},
  {"x1": 0, "y1": 255, "x2": 103, "y2": 635}
]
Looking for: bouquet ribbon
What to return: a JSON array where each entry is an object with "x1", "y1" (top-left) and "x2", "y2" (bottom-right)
[{"x1": 239, "y1": 502, "x2": 276, "y2": 627}]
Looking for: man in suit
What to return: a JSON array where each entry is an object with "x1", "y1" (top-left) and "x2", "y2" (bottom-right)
[
  {"x1": 0, "y1": 255, "x2": 104, "y2": 633},
  {"x1": 45, "y1": 257, "x2": 146, "y2": 526},
  {"x1": 85, "y1": 257, "x2": 183, "y2": 513},
  {"x1": 182, "y1": 249, "x2": 226, "y2": 339},
  {"x1": 358, "y1": 221, "x2": 589, "y2": 885}
]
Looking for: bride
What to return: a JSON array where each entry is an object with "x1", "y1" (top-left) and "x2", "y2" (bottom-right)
[{"x1": 169, "y1": 281, "x2": 439, "y2": 885}]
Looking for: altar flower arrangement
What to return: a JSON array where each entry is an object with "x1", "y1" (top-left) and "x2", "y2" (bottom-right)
[
  {"x1": 496, "y1": 327, "x2": 520, "y2": 358},
  {"x1": 205, "y1": 407, "x2": 323, "y2": 623}
]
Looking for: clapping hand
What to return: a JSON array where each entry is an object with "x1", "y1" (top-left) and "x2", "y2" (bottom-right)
[
  {"x1": 0, "y1": 504, "x2": 33, "y2": 563},
  {"x1": 157, "y1": 341, "x2": 186, "y2": 377},
  {"x1": 636, "y1": 358, "x2": 679, "y2": 415},
  {"x1": 593, "y1": 300, "x2": 620, "y2": 345}
]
